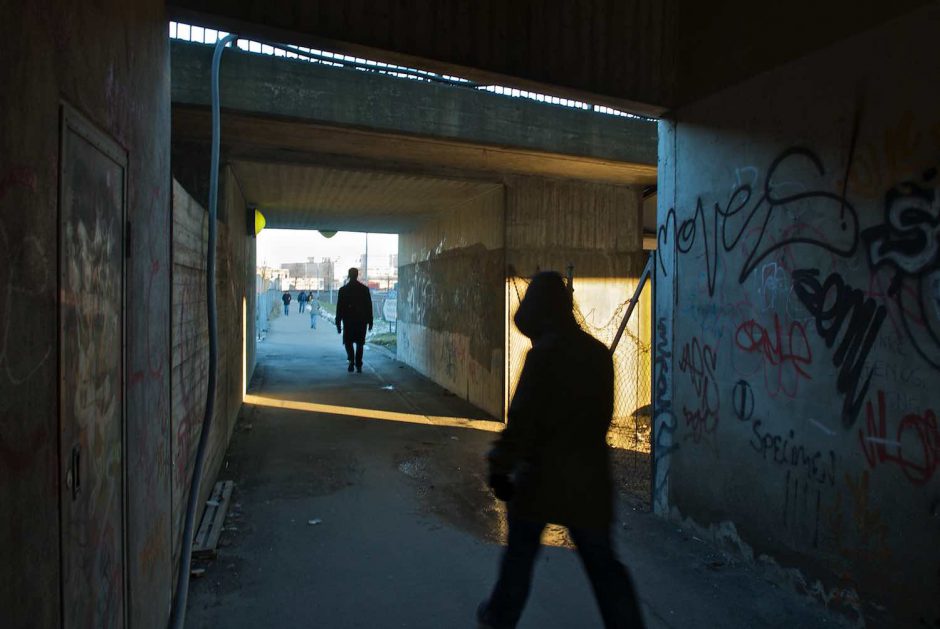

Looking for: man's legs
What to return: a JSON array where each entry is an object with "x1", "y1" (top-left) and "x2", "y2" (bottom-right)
[
  {"x1": 344, "y1": 340, "x2": 355, "y2": 371},
  {"x1": 478, "y1": 517, "x2": 545, "y2": 629},
  {"x1": 568, "y1": 526, "x2": 645, "y2": 629},
  {"x1": 354, "y1": 340, "x2": 364, "y2": 371},
  {"x1": 283, "y1": 303, "x2": 289, "y2": 315}
]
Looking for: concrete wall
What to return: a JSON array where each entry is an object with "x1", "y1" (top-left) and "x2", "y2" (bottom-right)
[
  {"x1": 398, "y1": 188, "x2": 505, "y2": 419},
  {"x1": 171, "y1": 172, "x2": 249, "y2": 573},
  {"x1": 655, "y1": 6, "x2": 940, "y2": 625},
  {"x1": 398, "y1": 176, "x2": 649, "y2": 422},
  {"x1": 506, "y1": 176, "x2": 647, "y2": 405},
  {"x1": 0, "y1": 1, "x2": 172, "y2": 627}
]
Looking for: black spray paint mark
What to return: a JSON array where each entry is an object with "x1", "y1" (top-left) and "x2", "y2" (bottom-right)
[
  {"x1": 732, "y1": 379, "x2": 754, "y2": 422},
  {"x1": 750, "y1": 422, "x2": 836, "y2": 486},
  {"x1": 782, "y1": 470, "x2": 823, "y2": 549},
  {"x1": 657, "y1": 147, "x2": 858, "y2": 297},
  {"x1": 862, "y1": 167, "x2": 940, "y2": 371},
  {"x1": 792, "y1": 269, "x2": 887, "y2": 428}
]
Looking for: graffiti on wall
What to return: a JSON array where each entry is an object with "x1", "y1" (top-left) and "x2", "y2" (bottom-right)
[
  {"x1": 657, "y1": 147, "x2": 859, "y2": 298},
  {"x1": 655, "y1": 127, "x2": 940, "y2": 607},
  {"x1": 859, "y1": 390, "x2": 939, "y2": 486},
  {"x1": 678, "y1": 336, "x2": 720, "y2": 442},
  {"x1": 791, "y1": 269, "x2": 887, "y2": 427},
  {"x1": 862, "y1": 167, "x2": 940, "y2": 370},
  {"x1": 660, "y1": 145, "x2": 940, "y2": 436},
  {"x1": 733, "y1": 315, "x2": 813, "y2": 398},
  {"x1": 652, "y1": 317, "x2": 678, "y2": 513}
]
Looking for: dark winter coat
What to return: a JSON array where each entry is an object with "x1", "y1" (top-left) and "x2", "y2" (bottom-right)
[
  {"x1": 488, "y1": 274, "x2": 615, "y2": 529},
  {"x1": 335, "y1": 280, "x2": 373, "y2": 343}
]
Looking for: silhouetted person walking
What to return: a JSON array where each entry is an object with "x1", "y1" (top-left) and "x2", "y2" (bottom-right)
[
  {"x1": 335, "y1": 268, "x2": 373, "y2": 373},
  {"x1": 281, "y1": 290, "x2": 292, "y2": 316},
  {"x1": 478, "y1": 272, "x2": 645, "y2": 629}
]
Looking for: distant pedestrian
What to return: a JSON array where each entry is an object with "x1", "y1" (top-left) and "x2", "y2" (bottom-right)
[
  {"x1": 477, "y1": 272, "x2": 645, "y2": 629},
  {"x1": 281, "y1": 290, "x2": 292, "y2": 316},
  {"x1": 309, "y1": 295, "x2": 320, "y2": 330},
  {"x1": 335, "y1": 268, "x2": 373, "y2": 373},
  {"x1": 298, "y1": 290, "x2": 307, "y2": 313}
]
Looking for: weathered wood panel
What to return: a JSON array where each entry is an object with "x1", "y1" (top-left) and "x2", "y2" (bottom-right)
[{"x1": 170, "y1": 172, "x2": 248, "y2": 574}]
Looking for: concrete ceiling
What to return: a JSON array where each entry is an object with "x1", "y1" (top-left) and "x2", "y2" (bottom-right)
[{"x1": 232, "y1": 160, "x2": 503, "y2": 232}]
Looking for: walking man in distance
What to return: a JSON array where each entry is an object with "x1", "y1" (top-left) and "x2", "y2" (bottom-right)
[
  {"x1": 477, "y1": 271, "x2": 645, "y2": 629},
  {"x1": 335, "y1": 268, "x2": 373, "y2": 373}
]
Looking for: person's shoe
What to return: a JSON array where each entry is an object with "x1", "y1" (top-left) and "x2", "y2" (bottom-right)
[
  {"x1": 356, "y1": 365, "x2": 363, "y2": 373},
  {"x1": 347, "y1": 363, "x2": 354, "y2": 373}
]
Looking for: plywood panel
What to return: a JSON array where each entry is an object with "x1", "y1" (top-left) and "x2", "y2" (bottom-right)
[{"x1": 59, "y1": 106, "x2": 127, "y2": 629}]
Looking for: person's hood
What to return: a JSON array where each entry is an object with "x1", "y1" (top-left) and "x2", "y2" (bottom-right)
[{"x1": 513, "y1": 271, "x2": 577, "y2": 340}]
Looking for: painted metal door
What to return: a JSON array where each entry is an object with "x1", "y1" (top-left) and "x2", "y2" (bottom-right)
[{"x1": 59, "y1": 105, "x2": 127, "y2": 628}]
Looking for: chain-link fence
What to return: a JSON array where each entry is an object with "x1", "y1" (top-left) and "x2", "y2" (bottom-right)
[
  {"x1": 255, "y1": 286, "x2": 282, "y2": 339},
  {"x1": 507, "y1": 262, "x2": 653, "y2": 508}
]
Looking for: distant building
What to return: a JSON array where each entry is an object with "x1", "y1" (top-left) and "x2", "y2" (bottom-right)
[{"x1": 279, "y1": 258, "x2": 337, "y2": 291}]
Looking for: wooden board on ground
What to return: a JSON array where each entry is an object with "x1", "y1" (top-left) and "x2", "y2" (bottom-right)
[{"x1": 193, "y1": 480, "x2": 234, "y2": 558}]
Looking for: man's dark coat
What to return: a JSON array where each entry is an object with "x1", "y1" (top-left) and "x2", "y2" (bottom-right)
[
  {"x1": 489, "y1": 297, "x2": 615, "y2": 529},
  {"x1": 335, "y1": 280, "x2": 373, "y2": 343}
]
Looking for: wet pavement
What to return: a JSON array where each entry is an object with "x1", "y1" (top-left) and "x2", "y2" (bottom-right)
[{"x1": 186, "y1": 309, "x2": 849, "y2": 628}]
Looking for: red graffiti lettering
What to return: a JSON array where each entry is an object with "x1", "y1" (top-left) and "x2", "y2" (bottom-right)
[
  {"x1": 859, "y1": 391, "x2": 940, "y2": 485},
  {"x1": 734, "y1": 314, "x2": 812, "y2": 398}
]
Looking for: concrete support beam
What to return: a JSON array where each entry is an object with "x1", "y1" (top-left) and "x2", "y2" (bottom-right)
[
  {"x1": 171, "y1": 40, "x2": 657, "y2": 168},
  {"x1": 167, "y1": 0, "x2": 675, "y2": 113},
  {"x1": 172, "y1": 107, "x2": 657, "y2": 186}
]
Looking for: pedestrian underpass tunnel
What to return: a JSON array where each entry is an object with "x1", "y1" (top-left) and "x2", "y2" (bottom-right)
[
  {"x1": 9, "y1": 3, "x2": 937, "y2": 627},
  {"x1": 168, "y1": 22, "x2": 659, "y2": 558}
]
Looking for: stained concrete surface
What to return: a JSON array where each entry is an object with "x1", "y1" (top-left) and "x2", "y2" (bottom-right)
[{"x1": 186, "y1": 309, "x2": 849, "y2": 628}]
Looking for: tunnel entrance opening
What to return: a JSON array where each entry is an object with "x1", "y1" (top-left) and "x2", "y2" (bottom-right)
[{"x1": 168, "y1": 22, "x2": 659, "y2": 585}]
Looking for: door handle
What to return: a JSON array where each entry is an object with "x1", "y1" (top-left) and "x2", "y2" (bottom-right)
[{"x1": 67, "y1": 444, "x2": 81, "y2": 500}]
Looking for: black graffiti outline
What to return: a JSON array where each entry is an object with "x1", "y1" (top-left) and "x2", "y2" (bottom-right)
[
  {"x1": 792, "y1": 269, "x2": 887, "y2": 428},
  {"x1": 862, "y1": 167, "x2": 940, "y2": 371},
  {"x1": 658, "y1": 147, "x2": 859, "y2": 297},
  {"x1": 732, "y1": 379, "x2": 754, "y2": 422}
]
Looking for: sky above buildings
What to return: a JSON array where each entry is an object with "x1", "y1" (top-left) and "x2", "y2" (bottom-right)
[{"x1": 257, "y1": 229, "x2": 398, "y2": 276}]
